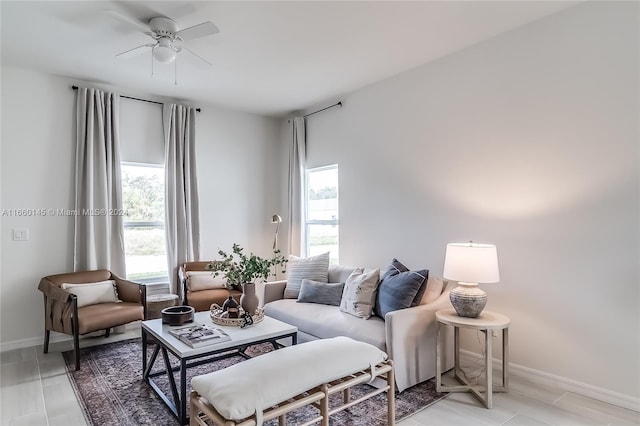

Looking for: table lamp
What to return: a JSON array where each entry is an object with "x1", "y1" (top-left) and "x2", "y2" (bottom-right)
[{"x1": 443, "y1": 242, "x2": 500, "y2": 318}]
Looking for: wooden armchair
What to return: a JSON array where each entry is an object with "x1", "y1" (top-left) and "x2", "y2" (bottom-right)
[{"x1": 38, "y1": 269, "x2": 146, "y2": 370}]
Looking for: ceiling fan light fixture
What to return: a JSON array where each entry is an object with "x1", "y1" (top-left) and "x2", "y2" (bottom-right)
[{"x1": 152, "y1": 39, "x2": 177, "y2": 63}]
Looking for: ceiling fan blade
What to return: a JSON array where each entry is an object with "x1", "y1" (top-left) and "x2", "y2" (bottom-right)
[
  {"x1": 182, "y1": 47, "x2": 213, "y2": 67},
  {"x1": 176, "y1": 21, "x2": 219, "y2": 41},
  {"x1": 116, "y1": 43, "x2": 156, "y2": 59},
  {"x1": 104, "y1": 9, "x2": 150, "y2": 34}
]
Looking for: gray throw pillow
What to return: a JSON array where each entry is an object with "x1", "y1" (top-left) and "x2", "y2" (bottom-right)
[
  {"x1": 375, "y1": 259, "x2": 429, "y2": 319},
  {"x1": 297, "y1": 279, "x2": 344, "y2": 306}
]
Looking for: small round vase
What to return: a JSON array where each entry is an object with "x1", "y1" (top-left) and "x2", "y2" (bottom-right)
[{"x1": 240, "y1": 283, "x2": 259, "y2": 315}]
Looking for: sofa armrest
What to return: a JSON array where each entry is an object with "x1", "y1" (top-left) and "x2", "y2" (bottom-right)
[
  {"x1": 384, "y1": 281, "x2": 456, "y2": 392},
  {"x1": 261, "y1": 280, "x2": 287, "y2": 305}
]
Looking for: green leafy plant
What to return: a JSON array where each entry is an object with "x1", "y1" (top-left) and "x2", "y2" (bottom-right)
[{"x1": 206, "y1": 243, "x2": 287, "y2": 290}]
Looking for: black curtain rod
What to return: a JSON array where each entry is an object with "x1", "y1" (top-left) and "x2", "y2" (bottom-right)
[
  {"x1": 71, "y1": 86, "x2": 201, "y2": 112},
  {"x1": 304, "y1": 101, "x2": 342, "y2": 118},
  {"x1": 288, "y1": 101, "x2": 342, "y2": 122}
]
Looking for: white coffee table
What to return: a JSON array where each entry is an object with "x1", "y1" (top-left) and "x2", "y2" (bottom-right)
[{"x1": 141, "y1": 311, "x2": 297, "y2": 424}]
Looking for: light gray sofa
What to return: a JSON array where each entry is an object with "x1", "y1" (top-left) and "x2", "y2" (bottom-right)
[{"x1": 261, "y1": 264, "x2": 455, "y2": 392}]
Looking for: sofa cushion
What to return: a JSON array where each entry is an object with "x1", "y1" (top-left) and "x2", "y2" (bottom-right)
[
  {"x1": 339, "y1": 268, "x2": 380, "y2": 319},
  {"x1": 421, "y1": 276, "x2": 446, "y2": 305},
  {"x1": 62, "y1": 280, "x2": 120, "y2": 308},
  {"x1": 284, "y1": 252, "x2": 330, "y2": 299},
  {"x1": 186, "y1": 271, "x2": 227, "y2": 291},
  {"x1": 264, "y1": 299, "x2": 386, "y2": 350},
  {"x1": 77, "y1": 302, "x2": 143, "y2": 334},
  {"x1": 297, "y1": 279, "x2": 344, "y2": 306},
  {"x1": 327, "y1": 264, "x2": 358, "y2": 284},
  {"x1": 375, "y1": 259, "x2": 429, "y2": 318}
]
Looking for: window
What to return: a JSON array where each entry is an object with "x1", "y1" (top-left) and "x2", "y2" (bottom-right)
[
  {"x1": 121, "y1": 163, "x2": 168, "y2": 282},
  {"x1": 305, "y1": 165, "x2": 339, "y2": 263}
]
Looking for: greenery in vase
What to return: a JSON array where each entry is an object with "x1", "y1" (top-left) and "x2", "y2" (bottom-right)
[{"x1": 206, "y1": 243, "x2": 287, "y2": 290}]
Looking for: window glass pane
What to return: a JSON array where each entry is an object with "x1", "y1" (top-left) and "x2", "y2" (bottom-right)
[
  {"x1": 307, "y1": 224, "x2": 339, "y2": 264},
  {"x1": 122, "y1": 164, "x2": 167, "y2": 281},
  {"x1": 122, "y1": 165, "x2": 165, "y2": 222},
  {"x1": 307, "y1": 167, "x2": 338, "y2": 221}
]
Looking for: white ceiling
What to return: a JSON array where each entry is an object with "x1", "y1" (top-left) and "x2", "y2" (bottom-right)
[{"x1": 1, "y1": 1, "x2": 578, "y2": 117}]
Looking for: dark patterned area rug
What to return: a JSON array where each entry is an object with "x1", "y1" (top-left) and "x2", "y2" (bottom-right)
[{"x1": 64, "y1": 338, "x2": 447, "y2": 425}]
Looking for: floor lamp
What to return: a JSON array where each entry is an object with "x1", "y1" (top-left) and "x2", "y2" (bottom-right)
[{"x1": 271, "y1": 214, "x2": 282, "y2": 251}]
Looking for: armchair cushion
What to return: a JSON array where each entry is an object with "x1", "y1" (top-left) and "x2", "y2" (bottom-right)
[
  {"x1": 77, "y1": 302, "x2": 143, "y2": 334},
  {"x1": 61, "y1": 280, "x2": 120, "y2": 308},
  {"x1": 186, "y1": 271, "x2": 227, "y2": 291}
]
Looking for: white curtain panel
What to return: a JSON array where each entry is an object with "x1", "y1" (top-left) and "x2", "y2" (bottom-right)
[
  {"x1": 74, "y1": 87, "x2": 126, "y2": 276},
  {"x1": 163, "y1": 103, "x2": 201, "y2": 294},
  {"x1": 287, "y1": 117, "x2": 306, "y2": 256}
]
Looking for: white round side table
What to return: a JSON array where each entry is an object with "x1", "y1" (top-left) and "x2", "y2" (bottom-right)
[{"x1": 435, "y1": 308, "x2": 511, "y2": 409}]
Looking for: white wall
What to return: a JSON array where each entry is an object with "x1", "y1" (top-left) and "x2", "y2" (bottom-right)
[
  {"x1": 0, "y1": 67, "x2": 281, "y2": 347},
  {"x1": 297, "y1": 2, "x2": 639, "y2": 400}
]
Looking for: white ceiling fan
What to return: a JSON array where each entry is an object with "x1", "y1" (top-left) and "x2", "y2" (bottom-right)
[{"x1": 108, "y1": 11, "x2": 219, "y2": 83}]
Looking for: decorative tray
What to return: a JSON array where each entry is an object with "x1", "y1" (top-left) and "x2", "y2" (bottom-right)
[{"x1": 209, "y1": 304, "x2": 265, "y2": 327}]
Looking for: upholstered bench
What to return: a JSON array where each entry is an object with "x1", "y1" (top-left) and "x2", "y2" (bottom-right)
[{"x1": 190, "y1": 336, "x2": 395, "y2": 426}]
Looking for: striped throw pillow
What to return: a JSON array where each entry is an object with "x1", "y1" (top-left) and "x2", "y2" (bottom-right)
[{"x1": 284, "y1": 252, "x2": 330, "y2": 299}]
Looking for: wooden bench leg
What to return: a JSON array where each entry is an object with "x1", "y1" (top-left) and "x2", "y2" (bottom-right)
[
  {"x1": 320, "y1": 384, "x2": 329, "y2": 426},
  {"x1": 388, "y1": 364, "x2": 395, "y2": 426}
]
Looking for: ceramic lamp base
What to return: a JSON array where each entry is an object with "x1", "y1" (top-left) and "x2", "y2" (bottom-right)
[{"x1": 450, "y1": 282, "x2": 487, "y2": 318}]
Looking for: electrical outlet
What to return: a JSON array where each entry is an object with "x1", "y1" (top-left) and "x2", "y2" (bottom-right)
[{"x1": 12, "y1": 228, "x2": 29, "y2": 241}]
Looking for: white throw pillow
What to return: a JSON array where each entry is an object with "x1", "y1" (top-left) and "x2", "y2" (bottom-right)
[
  {"x1": 339, "y1": 268, "x2": 380, "y2": 319},
  {"x1": 61, "y1": 280, "x2": 120, "y2": 308},
  {"x1": 186, "y1": 271, "x2": 227, "y2": 291},
  {"x1": 284, "y1": 252, "x2": 330, "y2": 299}
]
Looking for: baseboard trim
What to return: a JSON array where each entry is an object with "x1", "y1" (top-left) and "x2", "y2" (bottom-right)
[
  {"x1": 460, "y1": 349, "x2": 639, "y2": 413},
  {"x1": 0, "y1": 322, "x2": 142, "y2": 353}
]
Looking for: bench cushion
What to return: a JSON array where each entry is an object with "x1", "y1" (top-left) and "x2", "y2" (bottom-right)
[
  {"x1": 191, "y1": 336, "x2": 387, "y2": 421},
  {"x1": 264, "y1": 299, "x2": 386, "y2": 350}
]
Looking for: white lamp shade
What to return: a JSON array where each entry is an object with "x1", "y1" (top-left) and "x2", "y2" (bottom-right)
[
  {"x1": 153, "y1": 39, "x2": 176, "y2": 63},
  {"x1": 443, "y1": 242, "x2": 500, "y2": 284}
]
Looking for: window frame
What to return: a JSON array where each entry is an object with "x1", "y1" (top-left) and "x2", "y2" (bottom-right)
[
  {"x1": 121, "y1": 161, "x2": 168, "y2": 284},
  {"x1": 304, "y1": 164, "x2": 339, "y2": 262}
]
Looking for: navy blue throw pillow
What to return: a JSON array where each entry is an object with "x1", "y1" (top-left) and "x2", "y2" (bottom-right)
[{"x1": 375, "y1": 259, "x2": 429, "y2": 319}]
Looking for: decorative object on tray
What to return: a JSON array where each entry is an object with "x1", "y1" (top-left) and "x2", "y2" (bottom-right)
[
  {"x1": 210, "y1": 303, "x2": 264, "y2": 327},
  {"x1": 206, "y1": 243, "x2": 287, "y2": 312},
  {"x1": 161, "y1": 305, "x2": 195, "y2": 325},
  {"x1": 167, "y1": 322, "x2": 230, "y2": 348},
  {"x1": 221, "y1": 296, "x2": 240, "y2": 318}
]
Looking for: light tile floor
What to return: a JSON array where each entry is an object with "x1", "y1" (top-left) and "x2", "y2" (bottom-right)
[{"x1": 1, "y1": 329, "x2": 638, "y2": 426}]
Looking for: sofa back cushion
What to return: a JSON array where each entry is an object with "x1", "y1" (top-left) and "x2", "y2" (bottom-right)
[
  {"x1": 420, "y1": 276, "x2": 447, "y2": 305},
  {"x1": 327, "y1": 264, "x2": 358, "y2": 284}
]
